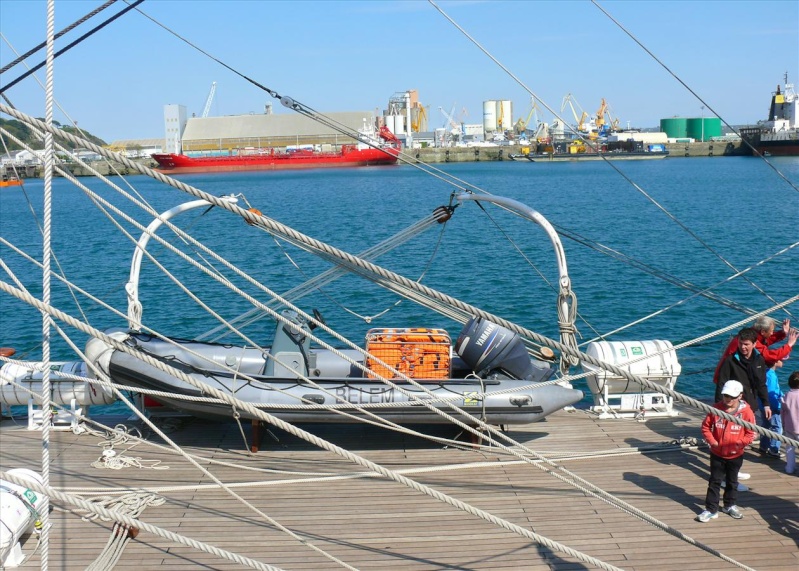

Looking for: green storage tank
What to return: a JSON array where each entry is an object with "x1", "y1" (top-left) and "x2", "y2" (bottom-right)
[
  {"x1": 686, "y1": 117, "x2": 721, "y2": 141},
  {"x1": 660, "y1": 117, "x2": 688, "y2": 138}
]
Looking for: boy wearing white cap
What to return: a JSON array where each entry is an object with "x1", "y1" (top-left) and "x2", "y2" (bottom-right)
[{"x1": 697, "y1": 380, "x2": 756, "y2": 522}]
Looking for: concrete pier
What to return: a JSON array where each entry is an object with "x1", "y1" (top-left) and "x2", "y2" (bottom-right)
[{"x1": 5, "y1": 140, "x2": 750, "y2": 180}]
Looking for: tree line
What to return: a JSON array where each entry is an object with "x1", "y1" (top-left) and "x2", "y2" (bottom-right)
[{"x1": 1, "y1": 118, "x2": 107, "y2": 151}]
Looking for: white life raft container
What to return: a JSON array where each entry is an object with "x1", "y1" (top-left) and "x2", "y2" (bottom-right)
[
  {"x1": 581, "y1": 340, "x2": 681, "y2": 418},
  {"x1": 0, "y1": 469, "x2": 46, "y2": 568},
  {"x1": 0, "y1": 360, "x2": 116, "y2": 406}
]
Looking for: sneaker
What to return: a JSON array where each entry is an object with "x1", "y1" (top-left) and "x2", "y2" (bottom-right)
[
  {"x1": 766, "y1": 449, "x2": 782, "y2": 458},
  {"x1": 722, "y1": 505, "x2": 744, "y2": 519},
  {"x1": 738, "y1": 472, "x2": 751, "y2": 480},
  {"x1": 696, "y1": 510, "x2": 718, "y2": 523}
]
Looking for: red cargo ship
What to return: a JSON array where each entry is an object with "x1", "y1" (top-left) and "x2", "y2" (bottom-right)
[{"x1": 152, "y1": 126, "x2": 401, "y2": 173}]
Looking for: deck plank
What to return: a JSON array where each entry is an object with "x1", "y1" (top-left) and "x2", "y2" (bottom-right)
[{"x1": 2, "y1": 404, "x2": 797, "y2": 570}]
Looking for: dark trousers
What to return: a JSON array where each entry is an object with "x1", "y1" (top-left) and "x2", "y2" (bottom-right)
[{"x1": 705, "y1": 453, "x2": 744, "y2": 512}]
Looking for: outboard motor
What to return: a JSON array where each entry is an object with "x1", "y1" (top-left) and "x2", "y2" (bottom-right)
[{"x1": 455, "y1": 317, "x2": 535, "y2": 380}]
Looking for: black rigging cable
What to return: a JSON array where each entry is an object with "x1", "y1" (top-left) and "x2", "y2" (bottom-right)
[
  {"x1": 428, "y1": 0, "x2": 793, "y2": 318},
  {"x1": 0, "y1": 0, "x2": 119, "y2": 75},
  {"x1": 0, "y1": 0, "x2": 145, "y2": 94},
  {"x1": 590, "y1": 0, "x2": 799, "y2": 194}
]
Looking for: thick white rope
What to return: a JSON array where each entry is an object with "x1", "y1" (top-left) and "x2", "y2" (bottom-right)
[
  {"x1": 2, "y1": 176, "x2": 789, "y2": 571},
  {"x1": 3, "y1": 106, "x2": 789, "y2": 436},
  {"x1": 38, "y1": 4, "x2": 56, "y2": 569},
  {"x1": 0, "y1": 283, "x2": 624, "y2": 571},
  {"x1": 0, "y1": 110, "x2": 788, "y2": 568},
  {"x1": 0, "y1": 302, "x2": 360, "y2": 566},
  {"x1": 83, "y1": 493, "x2": 166, "y2": 571},
  {"x1": 0, "y1": 471, "x2": 283, "y2": 571},
  {"x1": 4, "y1": 273, "x2": 789, "y2": 571},
  {"x1": 53, "y1": 326, "x2": 362, "y2": 570}
]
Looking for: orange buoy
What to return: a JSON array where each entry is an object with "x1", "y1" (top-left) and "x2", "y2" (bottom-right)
[{"x1": 0, "y1": 347, "x2": 16, "y2": 358}]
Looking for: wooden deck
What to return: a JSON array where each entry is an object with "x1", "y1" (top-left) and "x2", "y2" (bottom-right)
[{"x1": 1, "y1": 404, "x2": 797, "y2": 571}]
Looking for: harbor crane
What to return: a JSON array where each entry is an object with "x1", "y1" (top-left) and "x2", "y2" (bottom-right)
[
  {"x1": 202, "y1": 81, "x2": 217, "y2": 118},
  {"x1": 411, "y1": 105, "x2": 428, "y2": 132},
  {"x1": 514, "y1": 98, "x2": 539, "y2": 134},
  {"x1": 561, "y1": 93, "x2": 594, "y2": 135},
  {"x1": 593, "y1": 98, "x2": 621, "y2": 137}
]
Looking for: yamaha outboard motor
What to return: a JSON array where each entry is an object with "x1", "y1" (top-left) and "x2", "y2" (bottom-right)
[{"x1": 455, "y1": 317, "x2": 535, "y2": 380}]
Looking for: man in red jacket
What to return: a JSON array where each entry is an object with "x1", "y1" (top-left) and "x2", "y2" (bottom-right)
[
  {"x1": 697, "y1": 380, "x2": 756, "y2": 522},
  {"x1": 713, "y1": 317, "x2": 797, "y2": 389}
]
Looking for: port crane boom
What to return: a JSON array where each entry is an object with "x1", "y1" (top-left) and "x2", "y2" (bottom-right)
[{"x1": 202, "y1": 81, "x2": 217, "y2": 118}]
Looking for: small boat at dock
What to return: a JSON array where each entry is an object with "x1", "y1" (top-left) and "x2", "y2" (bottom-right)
[{"x1": 0, "y1": 175, "x2": 23, "y2": 187}]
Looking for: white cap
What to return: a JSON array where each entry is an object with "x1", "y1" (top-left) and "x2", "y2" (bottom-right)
[{"x1": 721, "y1": 380, "x2": 744, "y2": 397}]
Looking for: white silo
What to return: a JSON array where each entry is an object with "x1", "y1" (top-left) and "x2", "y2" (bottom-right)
[
  {"x1": 385, "y1": 115, "x2": 396, "y2": 134},
  {"x1": 483, "y1": 100, "x2": 497, "y2": 133},
  {"x1": 393, "y1": 115, "x2": 406, "y2": 135}
]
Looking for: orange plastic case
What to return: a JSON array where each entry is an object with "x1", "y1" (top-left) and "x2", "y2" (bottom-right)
[{"x1": 365, "y1": 328, "x2": 451, "y2": 380}]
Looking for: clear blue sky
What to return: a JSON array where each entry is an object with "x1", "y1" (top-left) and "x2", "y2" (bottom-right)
[{"x1": 1, "y1": 0, "x2": 797, "y2": 142}]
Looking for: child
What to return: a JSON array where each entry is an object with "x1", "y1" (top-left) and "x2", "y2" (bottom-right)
[
  {"x1": 781, "y1": 371, "x2": 799, "y2": 474},
  {"x1": 759, "y1": 359, "x2": 784, "y2": 457},
  {"x1": 697, "y1": 380, "x2": 755, "y2": 522}
]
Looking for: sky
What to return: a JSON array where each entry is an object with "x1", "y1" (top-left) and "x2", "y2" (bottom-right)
[{"x1": 1, "y1": 0, "x2": 797, "y2": 143}]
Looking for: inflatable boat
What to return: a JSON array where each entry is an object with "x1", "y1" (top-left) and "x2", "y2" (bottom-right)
[{"x1": 86, "y1": 313, "x2": 583, "y2": 425}]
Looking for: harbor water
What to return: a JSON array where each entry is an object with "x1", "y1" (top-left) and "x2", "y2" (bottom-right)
[{"x1": 1, "y1": 157, "x2": 797, "y2": 411}]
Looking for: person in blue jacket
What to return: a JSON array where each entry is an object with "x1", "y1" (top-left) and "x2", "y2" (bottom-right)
[{"x1": 759, "y1": 359, "x2": 785, "y2": 457}]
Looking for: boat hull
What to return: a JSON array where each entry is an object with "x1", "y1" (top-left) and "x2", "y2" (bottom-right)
[
  {"x1": 756, "y1": 139, "x2": 799, "y2": 156},
  {"x1": 511, "y1": 151, "x2": 669, "y2": 162},
  {"x1": 94, "y1": 333, "x2": 583, "y2": 425},
  {"x1": 152, "y1": 146, "x2": 400, "y2": 174}
]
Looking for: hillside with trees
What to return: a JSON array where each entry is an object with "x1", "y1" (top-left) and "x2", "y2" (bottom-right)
[{"x1": 0, "y1": 118, "x2": 106, "y2": 151}]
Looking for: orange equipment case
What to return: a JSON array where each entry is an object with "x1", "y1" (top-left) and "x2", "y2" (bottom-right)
[{"x1": 365, "y1": 328, "x2": 451, "y2": 381}]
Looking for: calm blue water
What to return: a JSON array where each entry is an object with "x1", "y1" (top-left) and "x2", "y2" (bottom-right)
[{"x1": 1, "y1": 157, "x2": 798, "y2": 408}]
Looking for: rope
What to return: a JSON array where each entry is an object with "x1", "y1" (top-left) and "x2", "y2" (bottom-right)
[
  {"x1": 428, "y1": 0, "x2": 790, "y2": 314},
  {"x1": 0, "y1": 314, "x2": 360, "y2": 566},
  {"x1": 0, "y1": 1, "x2": 146, "y2": 95},
  {"x1": 201, "y1": 208, "x2": 450, "y2": 339},
  {"x1": 82, "y1": 493, "x2": 166, "y2": 571},
  {"x1": 0, "y1": 284, "x2": 625, "y2": 571},
  {"x1": 86, "y1": 424, "x2": 170, "y2": 471},
  {"x1": 590, "y1": 0, "x2": 799, "y2": 194},
  {"x1": 2, "y1": 119, "x2": 796, "y2": 448},
  {"x1": 17, "y1": 276, "x2": 790, "y2": 570},
  {"x1": 0, "y1": 0, "x2": 118, "y2": 74},
  {"x1": 38, "y1": 5, "x2": 56, "y2": 568},
  {"x1": 2, "y1": 102, "x2": 792, "y2": 570},
  {"x1": 0, "y1": 471, "x2": 283, "y2": 571}
]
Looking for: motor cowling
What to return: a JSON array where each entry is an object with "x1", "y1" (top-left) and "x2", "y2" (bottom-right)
[{"x1": 455, "y1": 317, "x2": 535, "y2": 380}]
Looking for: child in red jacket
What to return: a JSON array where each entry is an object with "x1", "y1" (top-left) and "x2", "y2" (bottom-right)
[{"x1": 697, "y1": 380, "x2": 756, "y2": 522}]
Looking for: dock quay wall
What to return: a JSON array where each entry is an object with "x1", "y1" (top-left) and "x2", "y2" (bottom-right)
[{"x1": 9, "y1": 141, "x2": 750, "y2": 179}]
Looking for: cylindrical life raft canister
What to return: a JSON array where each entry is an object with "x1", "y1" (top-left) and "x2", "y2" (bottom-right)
[{"x1": 0, "y1": 469, "x2": 46, "y2": 568}]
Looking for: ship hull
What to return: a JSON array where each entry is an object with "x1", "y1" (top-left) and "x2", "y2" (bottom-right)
[
  {"x1": 152, "y1": 146, "x2": 400, "y2": 173},
  {"x1": 756, "y1": 139, "x2": 799, "y2": 156},
  {"x1": 512, "y1": 151, "x2": 669, "y2": 162}
]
